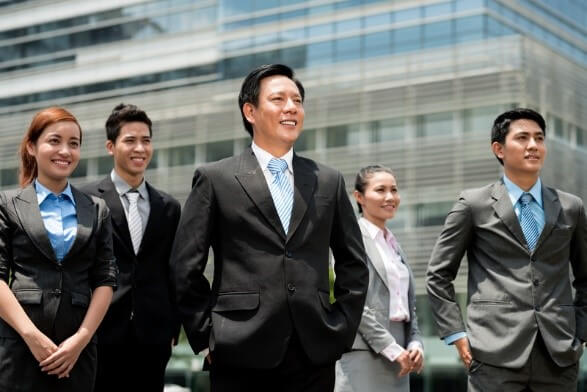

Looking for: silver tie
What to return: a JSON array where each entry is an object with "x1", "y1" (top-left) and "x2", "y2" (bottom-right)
[{"x1": 126, "y1": 191, "x2": 142, "y2": 254}]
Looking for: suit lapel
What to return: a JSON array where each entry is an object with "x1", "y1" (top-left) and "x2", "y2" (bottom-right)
[
  {"x1": 491, "y1": 180, "x2": 528, "y2": 249},
  {"x1": 140, "y1": 183, "x2": 164, "y2": 253},
  {"x1": 64, "y1": 186, "x2": 94, "y2": 260},
  {"x1": 534, "y1": 185, "x2": 560, "y2": 252},
  {"x1": 14, "y1": 184, "x2": 57, "y2": 262},
  {"x1": 235, "y1": 148, "x2": 286, "y2": 240},
  {"x1": 286, "y1": 155, "x2": 316, "y2": 242},
  {"x1": 97, "y1": 177, "x2": 133, "y2": 253},
  {"x1": 359, "y1": 221, "x2": 389, "y2": 290}
]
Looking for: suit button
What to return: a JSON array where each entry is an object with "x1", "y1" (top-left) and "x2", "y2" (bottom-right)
[
  {"x1": 533, "y1": 279, "x2": 539, "y2": 287},
  {"x1": 54, "y1": 289, "x2": 61, "y2": 296},
  {"x1": 286, "y1": 251, "x2": 292, "y2": 258},
  {"x1": 535, "y1": 305, "x2": 540, "y2": 312},
  {"x1": 287, "y1": 283, "x2": 296, "y2": 293}
]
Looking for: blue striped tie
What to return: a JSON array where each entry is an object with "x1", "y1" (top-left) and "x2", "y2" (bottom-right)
[
  {"x1": 267, "y1": 158, "x2": 294, "y2": 234},
  {"x1": 519, "y1": 193, "x2": 540, "y2": 251}
]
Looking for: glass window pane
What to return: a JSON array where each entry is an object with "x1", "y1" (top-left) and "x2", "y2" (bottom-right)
[
  {"x1": 308, "y1": 23, "x2": 333, "y2": 38},
  {"x1": 71, "y1": 159, "x2": 88, "y2": 178},
  {"x1": 463, "y1": 105, "x2": 499, "y2": 133},
  {"x1": 336, "y1": 18, "x2": 361, "y2": 34},
  {"x1": 364, "y1": 13, "x2": 391, "y2": 28},
  {"x1": 423, "y1": 20, "x2": 452, "y2": 48},
  {"x1": 335, "y1": 36, "x2": 361, "y2": 62},
  {"x1": 206, "y1": 141, "x2": 233, "y2": 162},
  {"x1": 370, "y1": 118, "x2": 405, "y2": 142},
  {"x1": 457, "y1": 15, "x2": 485, "y2": 42},
  {"x1": 394, "y1": 7, "x2": 421, "y2": 23},
  {"x1": 307, "y1": 41, "x2": 333, "y2": 66},
  {"x1": 424, "y1": 2, "x2": 452, "y2": 17},
  {"x1": 393, "y1": 26, "x2": 422, "y2": 53},
  {"x1": 169, "y1": 145, "x2": 196, "y2": 166},
  {"x1": 417, "y1": 112, "x2": 453, "y2": 137},
  {"x1": 0, "y1": 167, "x2": 18, "y2": 187},
  {"x1": 364, "y1": 31, "x2": 391, "y2": 58},
  {"x1": 416, "y1": 201, "x2": 453, "y2": 226},
  {"x1": 295, "y1": 129, "x2": 316, "y2": 152},
  {"x1": 97, "y1": 156, "x2": 112, "y2": 175}
]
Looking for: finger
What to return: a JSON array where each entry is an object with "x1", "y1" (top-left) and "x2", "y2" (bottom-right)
[
  {"x1": 47, "y1": 361, "x2": 70, "y2": 376},
  {"x1": 41, "y1": 357, "x2": 65, "y2": 372},
  {"x1": 39, "y1": 350, "x2": 62, "y2": 367}
]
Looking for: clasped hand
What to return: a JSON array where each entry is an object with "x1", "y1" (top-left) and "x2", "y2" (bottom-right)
[
  {"x1": 23, "y1": 329, "x2": 88, "y2": 379},
  {"x1": 396, "y1": 348, "x2": 424, "y2": 377}
]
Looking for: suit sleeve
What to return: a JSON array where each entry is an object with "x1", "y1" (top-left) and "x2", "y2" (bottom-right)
[
  {"x1": 425, "y1": 195, "x2": 473, "y2": 339},
  {"x1": 0, "y1": 193, "x2": 12, "y2": 283},
  {"x1": 167, "y1": 199, "x2": 183, "y2": 344},
  {"x1": 90, "y1": 200, "x2": 118, "y2": 289},
  {"x1": 329, "y1": 173, "x2": 369, "y2": 348},
  {"x1": 407, "y1": 271, "x2": 423, "y2": 347},
  {"x1": 571, "y1": 199, "x2": 587, "y2": 342},
  {"x1": 169, "y1": 168, "x2": 214, "y2": 354}
]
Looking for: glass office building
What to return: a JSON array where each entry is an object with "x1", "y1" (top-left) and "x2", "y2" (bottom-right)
[{"x1": 1, "y1": 0, "x2": 585, "y2": 390}]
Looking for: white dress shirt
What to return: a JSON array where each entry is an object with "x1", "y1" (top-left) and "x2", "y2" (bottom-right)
[
  {"x1": 251, "y1": 141, "x2": 294, "y2": 190},
  {"x1": 111, "y1": 169, "x2": 150, "y2": 234}
]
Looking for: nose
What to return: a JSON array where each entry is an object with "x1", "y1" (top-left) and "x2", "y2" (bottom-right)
[
  {"x1": 283, "y1": 98, "x2": 298, "y2": 113},
  {"x1": 527, "y1": 137, "x2": 538, "y2": 149},
  {"x1": 134, "y1": 142, "x2": 146, "y2": 152},
  {"x1": 58, "y1": 142, "x2": 71, "y2": 156}
]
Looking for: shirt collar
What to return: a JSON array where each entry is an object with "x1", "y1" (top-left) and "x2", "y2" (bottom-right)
[
  {"x1": 110, "y1": 169, "x2": 149, "y2": 200},
  {"x1": 503, "y1": 175, "x2": 542, "y2": 207},
  {"x1": 34, "y1": 179, "x2": 75, "y2": 206},
  {"x1": 251, "y1": 141, "x2": 294, "y2": 175},
  {"x1": 359, "y1": 217, "x2": 389, "y2": 241}
]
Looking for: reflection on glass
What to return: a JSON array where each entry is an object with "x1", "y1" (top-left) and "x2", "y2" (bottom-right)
[
  {"x1": 463, "y1": 105, "x2": 499, "y2": 133},
  {"x1": 370, "y1": 118, "x2": 405, "y2": 142},
  {"x1": 0, "y1": 167, "x2": 18, "y2": 187},
  {"x1": 71, "y1": 159, "x2": 88, "y2": 178},
  {"x1": 326, "y1": 124, "x2": 361, "y2": 148},
  {"x1": 295, "y1": 129, "x2": 316, "y2": 152},
  {"x1": 415, "y1": 201, "x2": 453, "y2": 226}
]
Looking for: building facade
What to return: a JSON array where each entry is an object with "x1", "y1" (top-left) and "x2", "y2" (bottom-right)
[{"x1": 1, "y1": 0, "x2": 585, "y2": 390}]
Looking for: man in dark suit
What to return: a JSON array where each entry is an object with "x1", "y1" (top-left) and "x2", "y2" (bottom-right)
[
  {"x1": 81, "y1": 104, "x2": 181, "y2": 392},
  {"x1": 426, "y1": 108, "x2": 586, "y2": 391},
  {"x1": 170, "y1": 64, "x2": 369, "y2": 391}
]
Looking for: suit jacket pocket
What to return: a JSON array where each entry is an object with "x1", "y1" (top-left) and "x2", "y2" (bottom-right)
[
  {"x1": 213, "y1": 292, "x2": 259, "y2": 312},
  {"x1": 13, "y1": 289, "x2": 43, "y2": 304}
]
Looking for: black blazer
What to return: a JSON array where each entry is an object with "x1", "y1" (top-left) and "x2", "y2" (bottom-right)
[
  {"x1": 170, "y1": 147, "x2": 369, "y2": 368},
  {"x1": 0, "y1": 184, "x2": 117, "y2": 343},
  {"x1": 81, "y1": 177, "x2": 181, "y2": 345}
]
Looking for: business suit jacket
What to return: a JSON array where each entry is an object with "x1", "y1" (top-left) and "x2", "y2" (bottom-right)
[
  {"x1": 170, "y1": 147, "x2": 368, "y2": 369},
  {"x1": 426, "y1": 179, "x2": 586, "y2": 368},
  {"x1": 0, "y1": 184, "x2": 117, "y2": 389},
  {"x1": 81, "y1": 177, "x2": 181, "y2": 345},
  {"x1": 351, "y1": 219, "x2": 422, "y2": 353}
]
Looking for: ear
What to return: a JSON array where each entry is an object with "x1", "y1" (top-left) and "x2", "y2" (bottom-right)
[
  {"x1": 353, "y1": 190, "x2": 363, "y2": 206},
  {"x1": 105, "y1": 140, "x2": 114, "y2": 156},
  {"x1": 491, "y1": 141, "x2": 504, "y2": 160},
  {"x1": 26, "y1": 141, "x2": 36, "y2": 157},
  {"x1": 242, "y1": 103, "x2": 256, "y2": 125}
]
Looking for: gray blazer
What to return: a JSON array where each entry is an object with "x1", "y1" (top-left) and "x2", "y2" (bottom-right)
[
  {"x1": 426, "y1": 180, "x2": 586, "y2": 368},
  {"x1": 351, "y1": 219, "x2": 422, "y2": 353}
]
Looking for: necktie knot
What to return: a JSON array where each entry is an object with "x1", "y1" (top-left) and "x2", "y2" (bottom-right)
[
  {"x1": 520, "y1": 192, "x2": 533, "y2": 206},
  {"x1": 267, "y1": 158, "x2": 288, "y2": 176},
  {"x1": 126, "y1": 190, "x2": 140, "y2": 203}
]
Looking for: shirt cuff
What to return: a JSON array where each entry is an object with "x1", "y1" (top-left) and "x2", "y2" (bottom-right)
[
  {"x1": 407, "y1": 341, "x2": 423, "y2": 356},
  {"x1": 381, "y1": 343, "x2": 405, "y2": 362},
  {"x1": 444, "y1": 332, "x2": 467, "y2": 345}
]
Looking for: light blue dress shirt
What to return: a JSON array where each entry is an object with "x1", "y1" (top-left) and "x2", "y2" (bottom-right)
[
  {"x1": 444, "y1": 176, "x2": 545, "y2": 345},
  {"x1": 35, "y1": 180, "x2": 78, "y2": 262}
]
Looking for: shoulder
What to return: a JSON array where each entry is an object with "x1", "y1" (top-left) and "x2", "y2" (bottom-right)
[
  {"x1": 147, "y1": 183, "x2": 181, "y2": 210},
  {"x1": 76, "y1": 177, "x2": 107, "y2": 196},
  {"x1": 194, "y1": 155, "x2": 240, "y2": 177},
  {"x1": 71, "y1": 186, "x2": 109, "y2": 214},
  {"x1": 294, "y1": 155, "x2": 341, "y2": 180},
  {"x1": 459, "y1": 183, "x2": 495, "y2": 201},
  {"x1": 548, "y1": 187, "x2": 584, "y2": 211}
]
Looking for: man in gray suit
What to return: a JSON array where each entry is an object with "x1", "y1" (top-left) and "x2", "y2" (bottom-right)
[{"x1": 426, "y1": 108, "x2": 586, "y2": 391}]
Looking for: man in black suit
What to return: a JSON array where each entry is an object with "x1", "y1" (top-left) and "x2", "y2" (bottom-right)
[
  {"x1": 170, "y1": 64, "x2": 369, "y2": 391},
  {"x1": 81, "y1": 104, "x2": 181, "y2": 392}
]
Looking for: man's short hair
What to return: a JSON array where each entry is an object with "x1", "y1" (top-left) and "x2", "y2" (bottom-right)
[
  {"x1": 238, "y1": 64, "x2": 305, "y2": 137},
  {"x1": 491, "y1": 108, "x2": 546, "y2": 165},
  {"x1": 105, "y1": 103, "x2": 153, "y2": 142}
]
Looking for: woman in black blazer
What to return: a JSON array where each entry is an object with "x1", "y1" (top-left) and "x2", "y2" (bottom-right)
[{"x1": 0, "y1": 107, "x2": 117, "y2": 391}]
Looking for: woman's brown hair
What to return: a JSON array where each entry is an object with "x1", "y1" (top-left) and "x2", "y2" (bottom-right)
[{"x1": 19, "y1": 107, "x2": 82, "y2": 187}]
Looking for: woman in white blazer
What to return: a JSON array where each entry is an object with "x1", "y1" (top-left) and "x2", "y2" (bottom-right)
[{"x1": 335, "y1": 165, "x2": 424, "y2": 392}]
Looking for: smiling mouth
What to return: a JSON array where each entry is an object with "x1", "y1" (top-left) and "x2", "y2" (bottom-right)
[
  {"x1": 52, "y1": 159, "x2": 71, "y2": 167},
  {"x1": 280, "y1": 120, "x2": 297, "y2": 126},
  {"x1": 525, "y1": 155, "x2": 540, "y2": 160},
  {"x1": 131, "y1": 157, "x2": 146, "y2": 162}
]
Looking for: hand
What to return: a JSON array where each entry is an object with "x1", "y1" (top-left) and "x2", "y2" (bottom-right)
[
  {"x1": 396, "y1": 350, "x2": 413, "y2": 377},
  {"x1": 206, "y1": 353, "x2": 212, "y2": 364},
  {"x1": 39, "y1": 332, "x2": 90, "y2": 379},
  {"x1": 408, "y1": 348, "x2": 424, "y2": 374},
  {"x1": 22, "y1": 329, "x2": 58, "y2": 363},
  {"x1": 454, "y1": 337, "x2": 473, "y2": 369}
]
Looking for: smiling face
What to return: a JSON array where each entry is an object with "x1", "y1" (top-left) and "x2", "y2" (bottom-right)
[
  {"x1": 492, "y1": 119, "x2": 546, "y2": 184},
  {"x1": 243, "y1": 75, "x2": 304, "y2": 156},
  {"x1": 26, "y1": 121, "x2": 81, "y2": 192},
  {"x1": 106, "y1": 121, "x2": 152, "y2": 185},
  {"x1": 354, "y1": 171, "x2": 400, "y2": 229}
]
